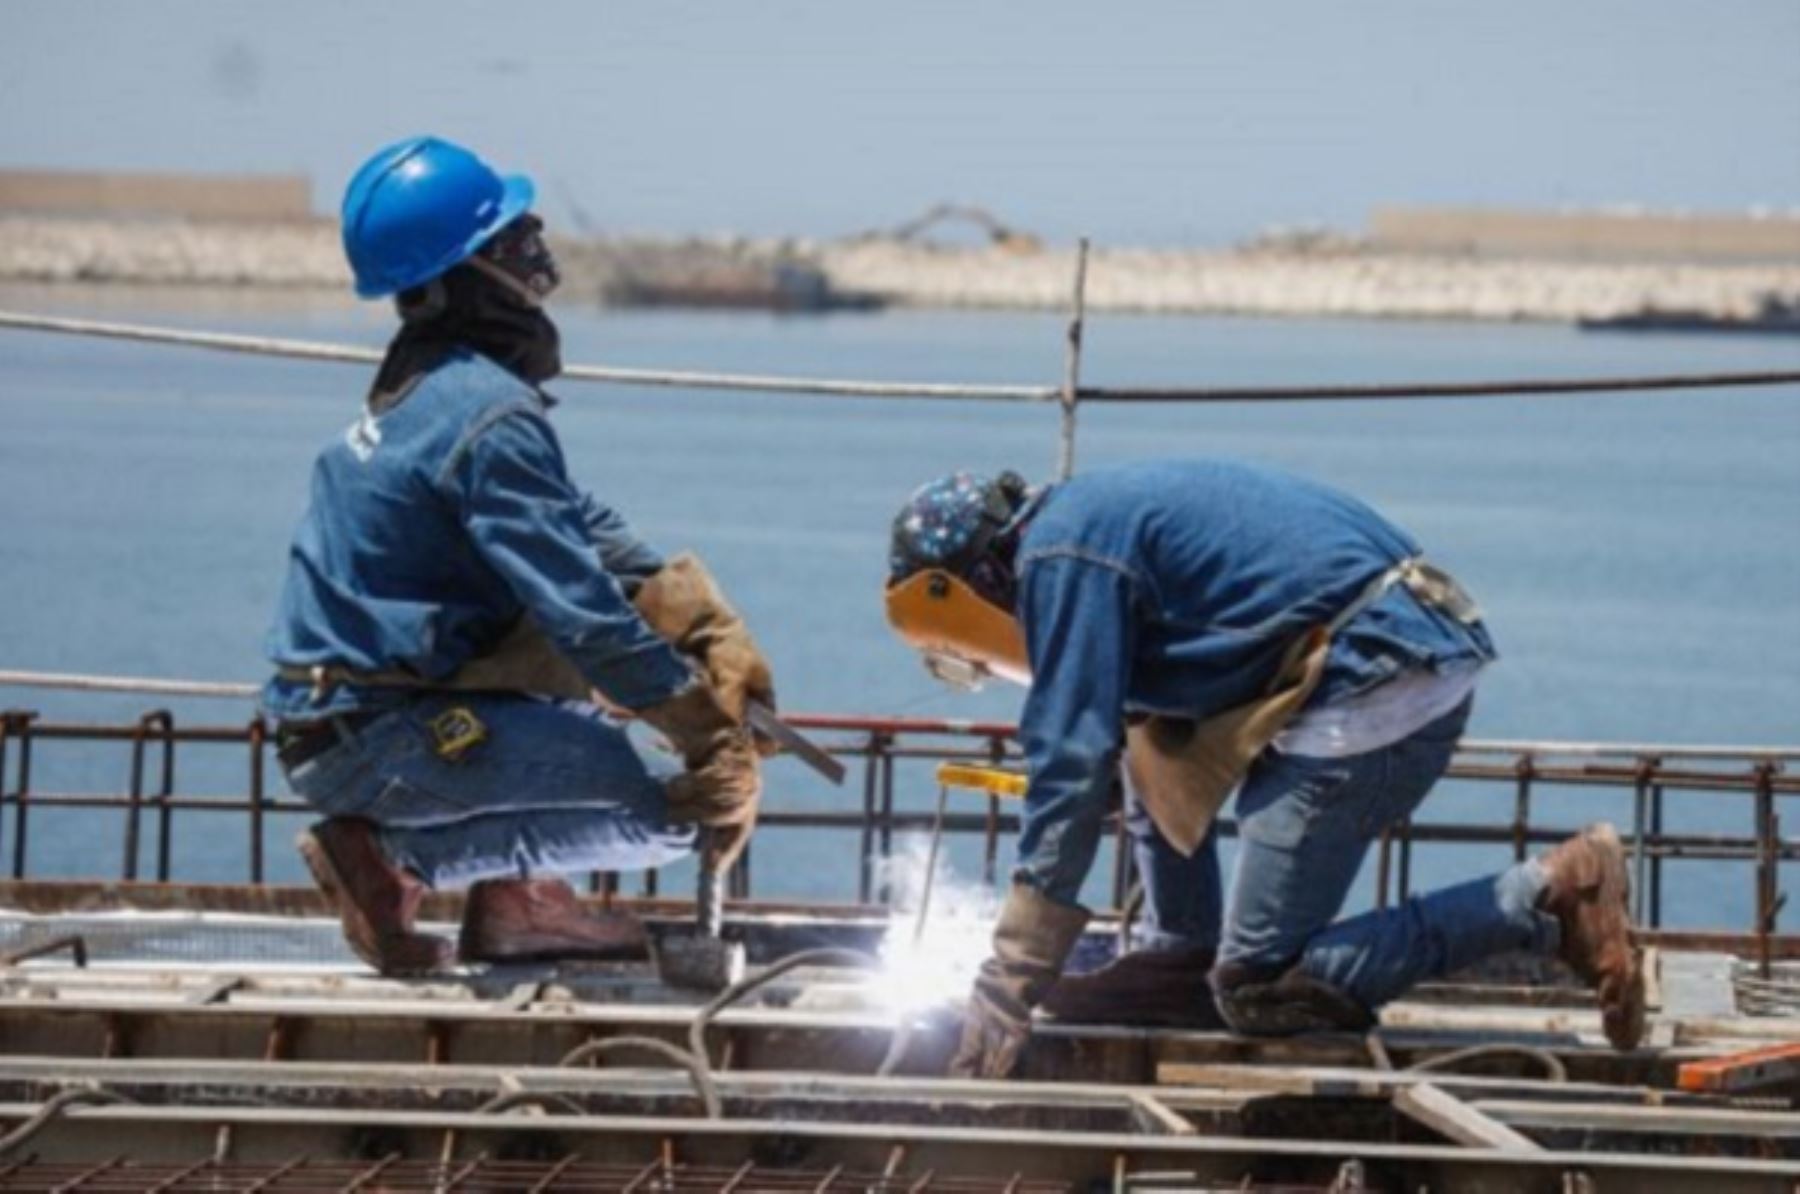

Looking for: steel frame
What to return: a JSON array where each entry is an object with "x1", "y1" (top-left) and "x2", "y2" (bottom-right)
[{"x1": 0, "y1": 710, "x2": 1793, "y2": 959}]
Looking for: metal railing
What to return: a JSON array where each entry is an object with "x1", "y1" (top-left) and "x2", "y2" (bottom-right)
[{"x1": 0, "y1": 707, "x2": 1793, "y2": 962}]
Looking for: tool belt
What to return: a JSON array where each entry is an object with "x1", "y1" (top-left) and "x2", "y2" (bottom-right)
[
  {"x1": 274, "y1": 711, "x2": 382, "y2": 771},
  {"x1": 1124, "y1": 556, "x2": 1478, "y2": 857},
  {"x1": 276, "y1": 616, "x2": 595, "y2": 706}
]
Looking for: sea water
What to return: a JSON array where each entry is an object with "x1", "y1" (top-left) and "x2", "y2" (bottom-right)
[{"x1": 1, "y1": 284, "x2": 1795, "y2": 930}]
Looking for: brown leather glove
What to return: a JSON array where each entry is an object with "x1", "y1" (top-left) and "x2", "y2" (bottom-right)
[
  {"x1": 949, "y1": 882, "x2": 1090, "y2": 1080},
  {"x1": 634, "y1": 554, "x2": 778, "y2": 751},
  {"x1": 638, "y1": 679, "x2": 761, "y2": 871}
]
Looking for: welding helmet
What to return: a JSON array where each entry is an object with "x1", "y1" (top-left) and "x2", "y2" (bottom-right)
[
  {"x1": 885, "y1": 471, "x2": 1032, "y2": 689},
  {"x1": 341, "y1": 136, "x2": 537, "y2": 299}
]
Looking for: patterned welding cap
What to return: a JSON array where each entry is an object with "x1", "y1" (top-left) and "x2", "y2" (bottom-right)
[{"x1": 888, "y1": 471, "x2": 1030, "y2": 595}]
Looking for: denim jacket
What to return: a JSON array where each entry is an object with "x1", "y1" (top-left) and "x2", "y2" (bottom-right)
[
  {"x1": 1010, "y1": 459, "x2": 1496, "y2": 905},
  {"x1": 261, "y1": 351, "x2": 692, "y2": 723}
]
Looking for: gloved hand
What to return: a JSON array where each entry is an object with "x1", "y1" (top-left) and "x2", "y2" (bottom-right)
[
  {"x1": 638, "y1": 678, "x2": 761, "y2": 870},
  {"x1": 950, "y1": 882, "x2": 1091, "y2": 1080},
  {"x1": 634, "y1": 554, "x2": 778, "y2": 752}
]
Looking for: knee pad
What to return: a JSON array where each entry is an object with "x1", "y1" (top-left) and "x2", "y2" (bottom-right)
[{"x1": 1212, "y1": 961, "x2": 1375, "y2": 1036}]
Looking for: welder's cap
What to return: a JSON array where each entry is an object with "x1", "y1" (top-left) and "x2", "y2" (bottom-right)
[{"x1": 884, "y1": 471, "x2": 1032, "y2": 689}]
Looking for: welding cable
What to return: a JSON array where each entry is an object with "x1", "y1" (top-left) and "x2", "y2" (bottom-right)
[
  {"x1": 1405, "y1": 1043, "x2": 1568, "y2": 1083},
  {"x1": 688, "y1": 947, "x2": 917, "y2": 1079},
  {"x1": 556, "y1": 1037, "x2": 722, "y2": 1120},
  {"x1": 0, "y1": 1086, "x2": 131, "y2": 1156}
]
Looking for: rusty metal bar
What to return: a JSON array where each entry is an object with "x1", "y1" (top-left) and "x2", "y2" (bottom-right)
[
  {"x1": 47, "y1": 1154, "x2": 119, "y2": 1193},
  {"x1": 1650, "y1": 779, "x2": 1667, "y2": 928},
  {"x1": 248, "y1": 717, "x2": 267, "y2": 885},
  {"x1": 6, "y1": 713, "x2": 36, "y2": 880},
  {"x1": 860, "y1": 737, "x2": 880, "y2": 904},
  {"x1": 1632, "y1": 757, "x2": 1656, "y2": 923},
  {"x1": 0, "y1": 933, "x2": 87, "y2": 968},
  {"x1": 0, "y1": 711, "x2": 1790, "y2": 947}
]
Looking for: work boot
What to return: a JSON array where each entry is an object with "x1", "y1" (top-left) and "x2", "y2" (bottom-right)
[
  {"x1": 296, "y1": 818, "x2": 452, "y2": 977},
  {"x1": 1538, "y1": 823, "x2": 1646, "y2": 1050},
  {"x1": 1040, "y1": 945, "x2": 1225, "y2": 1029},
  {"x1": 458, "y1": 878, "x2": 650, "y2": 965}
]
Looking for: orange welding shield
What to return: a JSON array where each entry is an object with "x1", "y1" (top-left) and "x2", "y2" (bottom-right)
[{"x1": 885, "y1": 569, "x2": 1031, "y2": 688}]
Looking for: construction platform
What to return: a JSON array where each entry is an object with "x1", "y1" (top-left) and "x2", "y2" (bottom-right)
[{"x1": 0, "y1": 710, "x2": 1791, "y2": 1190}]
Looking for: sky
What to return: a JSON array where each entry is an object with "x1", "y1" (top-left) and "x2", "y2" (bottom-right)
[{"x1": 3, "y1": 1, "x2": 1797, "y2": 246}]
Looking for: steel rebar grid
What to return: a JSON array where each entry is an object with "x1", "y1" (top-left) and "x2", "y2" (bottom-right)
[{"x1": 0, "y1": 1157, "x2": 1073, "y2": 1193}]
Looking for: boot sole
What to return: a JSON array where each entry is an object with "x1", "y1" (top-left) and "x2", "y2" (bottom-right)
[
  {"x1": 296, "y1": 829, "x2": 449, "y2": 978},
  {"x1": 460, "y1": 943, "x2": 650, "y2": 967}
]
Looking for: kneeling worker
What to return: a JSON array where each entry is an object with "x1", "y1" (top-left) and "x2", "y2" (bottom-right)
[
  {"x1": 884, "y1": 460, "x2": 1644, "y2": 1077},
  {"x1": 263, "y1": 137, "x2": 771, "y2": 974}
]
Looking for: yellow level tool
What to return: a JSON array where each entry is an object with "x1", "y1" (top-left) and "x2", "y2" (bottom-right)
[{"x1": 934, "y1": 762, "x2": 1027, "y2": 799}]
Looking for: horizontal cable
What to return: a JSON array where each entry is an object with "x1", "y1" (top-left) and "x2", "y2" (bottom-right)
[
  {"x1": 4, "y1": 308, "x2": 1796, "y2": 404},
  {"x1": 0, "y1": 310, "x2": 1052, "y2": 402}
]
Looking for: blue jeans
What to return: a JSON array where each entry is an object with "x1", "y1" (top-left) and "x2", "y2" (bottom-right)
[
  {"x1": 1126, "y1": 791, "x2": 1223, "y2": 952},
  {"x1": 282, "y1": 693, "x2": 696, "y2": 888},
  {"x1": 1134, "y1": 698, "x2": 1559, "y2": 1011}
]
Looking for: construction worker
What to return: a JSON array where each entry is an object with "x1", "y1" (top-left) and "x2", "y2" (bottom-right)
[
  {"x1": 884, "y1": 461, "x2": 1645, "y2": 1077},
  {"x1": 263, "y1": 136, "x2": 771, "y2": 975}
]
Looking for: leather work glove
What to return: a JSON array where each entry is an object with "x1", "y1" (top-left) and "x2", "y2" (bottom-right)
[
  {"x1": 639, "y1": 679, "x2": 762, "y2": 871},
  {"x1": 950, "y1": 882, "x2": 1091, "y2": 1080},
  {"x1": 634, "y1": 554, "x2": 779, "y2": 753}
]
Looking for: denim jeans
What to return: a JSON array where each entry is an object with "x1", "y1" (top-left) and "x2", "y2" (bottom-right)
[
  {"x1": 1133, "y1": 697, "x2": 1559, "y2": 1011},
  {"x1": 281, "y1": 692, "x2": 696, "y2": 888},
  {"x1": 1219, "y1": 696, "x2": 1558, "y2": 1008},
  {"x1": 1126, "y1": 791, "x2": 1223, "y2": 952}
]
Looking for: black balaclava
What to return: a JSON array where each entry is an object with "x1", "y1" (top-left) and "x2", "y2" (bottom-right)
[{"x1": 370, "y1": 214, "x2": 563, "y2": 408}]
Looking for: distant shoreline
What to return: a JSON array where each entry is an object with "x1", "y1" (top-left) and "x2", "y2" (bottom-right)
[{"x1": 3, "y1": 215, "x2": 1798, "y2": 325}]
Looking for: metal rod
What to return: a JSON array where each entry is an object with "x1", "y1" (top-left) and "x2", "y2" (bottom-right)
[
  {"x1": 1057, "y1": 237, "x2": 1089, "y2": 480},
  {"x1": 914, "y1": 784, "x2": 950, "y2": 946}
]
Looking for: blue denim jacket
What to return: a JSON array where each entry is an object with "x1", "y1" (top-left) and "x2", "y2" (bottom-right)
[
  {"x1": 261, "y1": 351, "x2": 692, "y2": 723},
  {"x1": 1010, "y1": 459, "x2": 1496, "y2": 905}
]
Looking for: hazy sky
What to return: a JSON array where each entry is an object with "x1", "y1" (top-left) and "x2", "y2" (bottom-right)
[{"x1": 4, "y1": 1, "x2": 1797, "y2": 246}]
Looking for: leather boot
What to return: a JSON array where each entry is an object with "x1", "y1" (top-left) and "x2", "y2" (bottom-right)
[
  {"x1": 458, "y1": 878, "x2": 650, "y2": 965},
  {"x1": 1210, "y1": 959, "x2": 1376, "y2": 1036},
  {"x1": 296, "y1": 818, "x2": 452, "y2": 977},
  {"x1": 1040, "y1": 946, "x2": 1224, "y2": 1029},
  {"x1": 1538, "y1": 823, "x2": 1646, "y2": 1050}
]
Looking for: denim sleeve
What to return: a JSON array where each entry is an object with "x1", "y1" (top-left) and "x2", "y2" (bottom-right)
[
  {"x1": 1012, "y1": 553, "x2": 1139, "y2": 908},
  {"x1": 576, "y1": 491, "x2": 665, "y2": 598},
  {"x1": 441, "y1": 407, "x2": 694, "y2": 710}
]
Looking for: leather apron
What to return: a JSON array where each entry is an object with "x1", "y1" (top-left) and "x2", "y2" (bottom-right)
[{"x1": 1122, "y1": 558, "x2": 1478, "y2": 857}]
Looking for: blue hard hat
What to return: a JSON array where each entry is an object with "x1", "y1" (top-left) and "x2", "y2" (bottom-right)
[{"x1": 340, "y1": 136, "x2": 536, "y2": 299}]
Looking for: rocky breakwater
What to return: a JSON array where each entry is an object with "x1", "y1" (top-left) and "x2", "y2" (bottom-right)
[
  {"x1": 0, "y1": 216, "x2": 872, "y2": 310},
  {"x1": 5, "y1": 215, "x2": 1798, "y2": 323},
  {"x1": 0, "y1": 216, "x2": 347, "y2": 288},
  {"x1": 815, "y1": 239, "x2": 1800, "y2": 323}
]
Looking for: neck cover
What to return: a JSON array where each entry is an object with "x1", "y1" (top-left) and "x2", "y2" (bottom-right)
[{"x1": 370, "y1": 215, "x2": 563, "y2": 407}]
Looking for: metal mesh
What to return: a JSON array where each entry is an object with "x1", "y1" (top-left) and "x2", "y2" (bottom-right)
[
  {"x1": 1732, "y1": 959, "x2": 1800, "y2": 1017},
  {"x1": 0, "y1": 1158, "x2": 1073, "y2": 1193},
  {"x1": 0, "y1": 909, "x2": 432, "y2": 968}
]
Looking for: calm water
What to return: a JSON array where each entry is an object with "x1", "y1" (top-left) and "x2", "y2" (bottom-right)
[{"x1": 2, "y1": 284, "x2": 1796, "y2": 928}]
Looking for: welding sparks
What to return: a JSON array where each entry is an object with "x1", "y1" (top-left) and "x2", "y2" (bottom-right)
[{"x1": 873, "y1": 835, "x2": 1000, "y2": 1015}]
